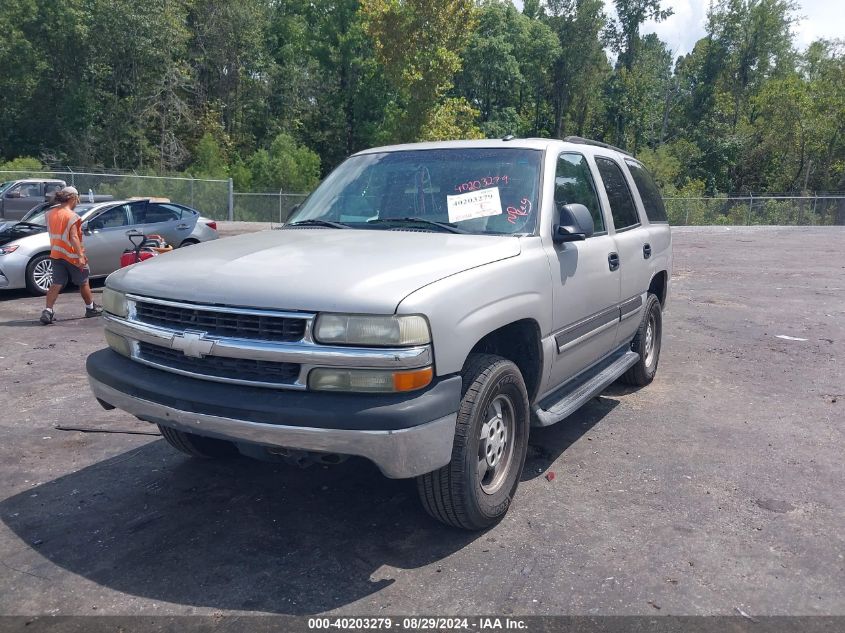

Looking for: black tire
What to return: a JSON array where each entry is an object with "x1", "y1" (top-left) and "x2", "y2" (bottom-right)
[
  {"x1": 417, "y1": 353, "x2": 530, "y2": 530},
  {"x1": 622, "y1": 293, "x2": 662, "y2": 386},
  {"x1": 25, "y1": 253, "x2": 53, "y2": 296},
  {"x1": 158, "y1": 425, "x2": 237, "y2": 459},
  {"x1": 179, "y1": 239, "x2": 199, "y2": 247}
]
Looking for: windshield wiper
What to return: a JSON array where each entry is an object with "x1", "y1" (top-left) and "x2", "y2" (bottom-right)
[
  {"x1": 367, "y1": 217, "x2": 468, "y2": 234},
  {"x1": 287, "y1": 219, "x2": 351, "y2": 229},
  {"x1": 16, "y1": 221, "x2": 45, "y2": 228}
]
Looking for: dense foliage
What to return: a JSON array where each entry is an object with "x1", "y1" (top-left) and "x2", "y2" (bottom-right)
[{"x1": 0, "y1": 0, "x2": 842, "y2": 194}]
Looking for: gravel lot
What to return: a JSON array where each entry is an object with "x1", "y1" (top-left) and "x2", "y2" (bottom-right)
[{"x1": 0, "y1": 226, "x2": 843, "y2": 617}]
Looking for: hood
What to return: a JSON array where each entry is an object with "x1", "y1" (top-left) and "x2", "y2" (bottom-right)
[
  {"x1": 107, "y1": 228, "x2": 522, "y2": 313},
  {"x1": 0, "y1": 223, "x2": 46, "y2": 247}
]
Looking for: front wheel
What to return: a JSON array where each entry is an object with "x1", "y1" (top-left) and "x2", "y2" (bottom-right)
[
  {"x1": 417, "y1": 354, "x2": 529, "y2": 530},
  {"x1": 621, "y1": 293, "x2": 663, "y2": 386},
  {"x1": 25, "y1": 254, "x2": 53, "y2": 295}
]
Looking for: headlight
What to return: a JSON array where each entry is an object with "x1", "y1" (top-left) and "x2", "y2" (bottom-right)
[
  {"x1": 0, "y1": 245, "x2": 19, "y2": 255},
  {"x1": 102, "y1": 288, "x2": 128, "y2": 317},
  {"x1": 104, "y1": 330, "x2": 132, "y2": 357},
  {"x1": 308, "y1": 367, "x2": 433, "y2": 393},
  {"x1": 314, "y1": 314, "x2": 430, "y2": 346}
]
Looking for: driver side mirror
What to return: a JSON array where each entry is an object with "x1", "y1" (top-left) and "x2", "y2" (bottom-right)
[
  {"x1": 553, "y1": 203, "x2": 594, "y2": 243},
  {"x1": 82, "y1": 221, "x2": 93, "y2": 235},
  {"x1": 6, "y1": 191, "x2": 21, "y2": 198}
]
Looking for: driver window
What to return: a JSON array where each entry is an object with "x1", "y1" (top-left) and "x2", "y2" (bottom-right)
[
  {"x1": 555, "y1": 153, "x2": 604, "y2": 234},
  {"x1": 8, "y1": 183, "x2": 40, "y2": 198},
  {"x1": 89, "y1": 205, "x2": 130, "y2": 230}
]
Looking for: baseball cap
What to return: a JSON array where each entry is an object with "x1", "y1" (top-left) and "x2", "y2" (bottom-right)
[{"x1": 61, "y1": 186, "x2": 80, "y2": 196}]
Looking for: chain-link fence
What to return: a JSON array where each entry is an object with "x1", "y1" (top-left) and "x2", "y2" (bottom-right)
[
  {"x1": 6, "y1": 168, "x2": 844, "y2": 227},
  {"x1": 232, "y1": 192, "x2": 309, "y2": 223},
  {"x1": 665, "y1": 195, "x2": 845, "y2": 226},
  {"x1": 0, "y1": 170, "x2": 232, "y2": 220}
]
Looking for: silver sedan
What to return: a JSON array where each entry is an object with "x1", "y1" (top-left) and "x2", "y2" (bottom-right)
[{"x1": 0, "y1": 199, "x2": 218, "y2": 295}]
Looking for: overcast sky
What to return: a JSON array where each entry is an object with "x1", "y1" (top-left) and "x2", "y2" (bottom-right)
[
  {"x1": 637, "y1": 0, "x2": 843, "y2": 58},
  {"x1": 513, "y1": 0, "x2": 843, "y2": 58}
]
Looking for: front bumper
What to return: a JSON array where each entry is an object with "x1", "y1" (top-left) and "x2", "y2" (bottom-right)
[
  {"x1": 87, "y1": 349, "x2": 461, "y2": 478},
  {"x1": 0, "y1": 250, "x2": 29, "y2": 290}
]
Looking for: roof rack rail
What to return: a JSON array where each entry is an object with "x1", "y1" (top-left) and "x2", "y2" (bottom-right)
[{"x1": 563, "y1": 136, "x2": 632, "y2": 157}]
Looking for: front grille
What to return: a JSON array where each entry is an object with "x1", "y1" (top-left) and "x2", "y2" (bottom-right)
[
  {"x1": 138, "y1": 342, "x2": 300, "y2": 385},
  {"x1": 134, "y1": 301, "x2": 306, "y2": 342}
]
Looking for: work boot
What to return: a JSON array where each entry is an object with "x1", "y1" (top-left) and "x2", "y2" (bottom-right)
[
  {"x1": 85, "y1": 303, "x2": 103, "y2": 318},
  {"x1": 40, "y1": 308, "x2": 55, "y2": 325}
]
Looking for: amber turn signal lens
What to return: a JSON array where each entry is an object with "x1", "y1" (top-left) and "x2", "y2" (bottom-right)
[{"x1": 392, "y1": 367, "x2": 433, "y2": 392}]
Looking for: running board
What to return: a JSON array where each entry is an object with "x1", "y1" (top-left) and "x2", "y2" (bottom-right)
[{"x1": 533, "y1": 350, "x2": 639, "y2": 427}]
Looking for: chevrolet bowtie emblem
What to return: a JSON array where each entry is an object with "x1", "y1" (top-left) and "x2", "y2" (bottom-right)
[{"x1": 171, "y1": 330, "x2": 216, "y2": 358}]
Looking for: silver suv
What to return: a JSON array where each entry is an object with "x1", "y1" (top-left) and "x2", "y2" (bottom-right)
[{"x1": 87, "y1": 137, "x2": 672, "y2": 529}]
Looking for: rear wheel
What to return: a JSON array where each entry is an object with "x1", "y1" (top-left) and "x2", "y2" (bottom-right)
[
  {"x1": 25, "y1": 254, "x2": 53, "y2": 295},
  {"x1": 179, "y1": 239, "x2": 199, "y2": 247},
  {"x1": 417, "y1": 353, "x2": 529, "y2": 530},
  {"x1": 622, "y1": 293, "x2": 662, "y2": 386},
  {"x1": 158, "y1": 425, "x2": 237, "y2": 459}
]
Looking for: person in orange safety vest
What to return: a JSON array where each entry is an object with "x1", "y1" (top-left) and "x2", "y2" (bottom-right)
[{"x1": 40, "y1": 186, "x2": 103, "y2": 324}]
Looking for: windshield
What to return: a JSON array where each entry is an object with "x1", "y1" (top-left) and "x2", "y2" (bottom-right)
[
  {"x1": 288, "y1": 148, "x2": 542, "y2": 235},
  {"x1": 23, "y1": 203, "x2": 95, "y2": 226}
]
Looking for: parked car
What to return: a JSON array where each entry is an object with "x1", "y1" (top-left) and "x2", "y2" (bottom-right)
[
  {"x1": 0, "y1": 198, "x2": 218, "y2": 294},
  {"x1": 0, "y1": 179, "x2": 67, "y2": 220},
  {"x1": 87, "y1": 137, "x2": 671, "y2": 529},
  {"x1": 0, "y1": 178, "x2": 114, "y2": 224}
]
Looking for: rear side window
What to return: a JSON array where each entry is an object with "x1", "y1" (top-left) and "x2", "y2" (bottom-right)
[
  {"x1": 595, "y1": 157, "x2": 640, "y2": 230},
  {"x1": 555, "y1": 153, "x2": 605, "y2": 234},
  {"x1": 625, "y1": 159, "x2": 667, "y2": 223},
  {"x1": 136, "y1": 203, "x2": 182, "y2": 223}
]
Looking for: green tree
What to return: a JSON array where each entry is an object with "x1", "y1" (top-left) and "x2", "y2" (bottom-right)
[
  {"x1": 246, "y1": 133, "x2": 321, "y2": 192},
  {"x1": 361, "y1": 0, "x2": 480, "y2": 141},
  {"x1": 604, "y1": 0, "x2": 672, "y2": 147},
  {"x1": 190, "y1": 133, "x2": 229, "y2": 179},
  {"x1": 546, "y1": 0, "x2": 609, "y2": 139}
]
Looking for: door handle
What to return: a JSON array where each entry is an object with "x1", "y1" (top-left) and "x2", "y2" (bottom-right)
[
  {"x1": 176, "y1": 224, "x2": 190, "y2": 230},
  {"x1": 643, "y1": 243, "x2": 652, "y2": 259},
  {"x1": 608, "y1": 252, "x2": 620, "y2": 271}
]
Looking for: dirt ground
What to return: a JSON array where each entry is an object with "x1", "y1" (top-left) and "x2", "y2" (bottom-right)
[{"x1": 0, "y1": 225, "x2": 842, "y2": 617}]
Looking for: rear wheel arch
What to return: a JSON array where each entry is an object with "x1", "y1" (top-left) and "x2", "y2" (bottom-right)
[{"x1": 648, "y1": 270, "x2": 668, "y2": 306}]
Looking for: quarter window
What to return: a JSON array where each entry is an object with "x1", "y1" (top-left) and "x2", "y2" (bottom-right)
[
  {"x1": 554, "y1": 153, "x2": 604, "y2": 234},
  {"x1": 625, "y1": 159, "x2": 667, "y2": 223},
  {"x1": 595, "y1": 157, "x2": 640, "y2": 230}
]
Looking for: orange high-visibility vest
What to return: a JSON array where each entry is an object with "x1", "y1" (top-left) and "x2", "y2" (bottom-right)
[{"x1": 47, "y1": 206, "x2": 84, "y2": 265}]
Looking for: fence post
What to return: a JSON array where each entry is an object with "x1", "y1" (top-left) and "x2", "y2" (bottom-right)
[
  {"x1": 812, "y1": 193, "x2": 818, "y2": 225},
  {"x1": 190, "y1": 176, "x2": 195, "y2": 208},
  {"x1": 684, "y1": 204, "x2": 690, "y2": 226},
  {"x1": 67, "y1": 166, "x2": 75, "y2": 188},
  {"x1": 279, "y1": 188, "x2": 284, "y2": 225},
  {"x1": 228, "y1": 178, "x2": 234, "y2": 222},
  {"x1": 747, "y1": 194, "x2": 753, "y2": 225}
]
